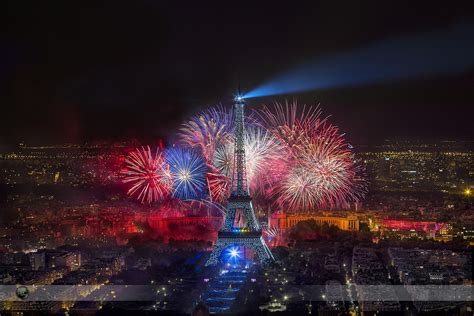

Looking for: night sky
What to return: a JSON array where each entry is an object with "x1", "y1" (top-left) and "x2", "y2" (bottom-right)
[{"x1": 3, "y1": 1, "x2": 474, "y2": 147}]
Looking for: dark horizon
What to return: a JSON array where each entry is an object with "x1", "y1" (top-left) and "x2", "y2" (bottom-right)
[{"x1": 3, "y1": 1, "x2": 474, "y2": 147}]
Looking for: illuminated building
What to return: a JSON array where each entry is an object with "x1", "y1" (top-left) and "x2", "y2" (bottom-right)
[
  {"x1": 49, "y1": 252, "x2": 81, "y2": 271},
  {"x1": 270, "y1": 213, "x2": 359, "y2": 231},
  {"x1": 434, "y1": 223, "x2": 453, "y2": 242},
  {"x1": 29, "y1": 251, "x2": 46, "y2": 271},
  {"x1": 376, "y1": 218, "x2": 453, "y2": 241},
  {"x1": 458, "y1": 225, "x2": 474, "y2": 246}
]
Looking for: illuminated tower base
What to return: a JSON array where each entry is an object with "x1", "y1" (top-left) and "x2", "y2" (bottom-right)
[
  {"x1": 206, "y1": 233, "x2": 274, "y2": 266},
  {"x1": 205, "y1": 195, "x2": 274, "y2": 266},
  {"x1": 205, "y1": 95, "x2": 274, "y2": 266}
]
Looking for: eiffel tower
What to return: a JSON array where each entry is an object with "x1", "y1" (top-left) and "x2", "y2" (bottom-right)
[{"x1": 205, "y1": 93, "x2": 274, "y2": 266}]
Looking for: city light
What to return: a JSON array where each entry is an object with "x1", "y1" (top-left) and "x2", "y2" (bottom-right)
[
  {"x1": 464, "y1": 188, "x2": 472, "y2": 196},
  {"x1": 225, "y1": 247, "x2": 241, "y2": 262}
]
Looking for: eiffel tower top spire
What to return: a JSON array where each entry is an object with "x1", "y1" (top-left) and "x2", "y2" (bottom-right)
[{"x1": 231, "y1": 93, "x2": 249, "y2": 198}]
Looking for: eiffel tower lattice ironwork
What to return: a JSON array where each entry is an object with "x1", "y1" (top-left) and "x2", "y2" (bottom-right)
[{"x1": 205, "y1": 95, "x2": 274, "y2": 266}]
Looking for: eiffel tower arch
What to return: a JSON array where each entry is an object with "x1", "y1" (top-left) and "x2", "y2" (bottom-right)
[{"x1": 205, "y1": 95, "x2": 275, "y2": 266}]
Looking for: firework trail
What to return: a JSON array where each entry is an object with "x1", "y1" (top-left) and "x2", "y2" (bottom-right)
[
  {"x1": 264, "y1": 226, "x2": 281, "y2": 239},
  {"x1": 121, "y1": 146, "x2": 172, "y2": 204},
  {"x1": 165, "y1": 147, "x2": 208, "y2": 200},
  {"x1": 206, "y1": 170, "x2": 230, "y2": 203}
]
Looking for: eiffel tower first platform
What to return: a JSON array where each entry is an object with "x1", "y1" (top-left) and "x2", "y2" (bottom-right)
[{"x1": 205, "y1": 94, "x2": 275, "y2": 266}]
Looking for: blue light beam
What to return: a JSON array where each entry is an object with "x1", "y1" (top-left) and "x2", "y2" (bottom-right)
[{"x1": 246, "y1": 20, "x2": 474, "y2": 98}]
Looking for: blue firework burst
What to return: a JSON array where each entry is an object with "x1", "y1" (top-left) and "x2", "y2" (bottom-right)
[{"x1": 165, "y1": 147, "x2": 207, "y2": 200}]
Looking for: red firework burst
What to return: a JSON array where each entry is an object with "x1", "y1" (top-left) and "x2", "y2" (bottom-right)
[
  {"x1": 206, "y1": 170, "x2": 230, "y2": 203},
  {"x1": 121, "y1": 146, "x2": 172, "y2": 204}
]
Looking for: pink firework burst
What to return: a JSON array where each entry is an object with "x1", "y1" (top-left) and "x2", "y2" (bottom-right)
[
  {"x1": 179, "y1": 105, "x2": 258, "y2": 164},
  {"x1": 256, "y1": 100, "x2": 325, "y2": 156},
  {"x1": 213, "y1": 127, "x2": 287, "y2": 196},
  {"x1": 121, "y1": 146, "x2": 172, "y2": 204},
  {"x1": 178, "y1": 105, "x2": 233, "y2": 164},
  {"x1": 258, "y1": 101, "x2": 366, "y2": 210}
]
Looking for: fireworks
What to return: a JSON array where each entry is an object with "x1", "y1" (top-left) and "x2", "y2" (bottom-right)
[
  {"x1": 121, "y1": 100, "x2": 365, "y2": 211},
  {"x1": 258, "y1": 101, "x2": 366, "y2": 210},
  {"x1": 213, "y1": 127, "x2": 287, "y2": 194},
  {"x1": 121, "y1": 146, "x2": 172, "y2": 204},
  {"x1": 178, "y1": 105, "x2": 258, "y2": 164},
  {"x1": 256, "y1": 100, "x2": 325, "y2": 156},
  {"x1": 178, "y1": 106, "x2": 233, "y2": 164},
  {"x1": 206, "y1": 170, "x2": 230, "y2": 203},
  {"x1": 277, "y1": 167, "x2": 320, "y2": 211},
  {"x1": 244, "y1": 127, "x2": 287, "y2": 193},
  {"x1": 165, "y1": 147, "x2": 208, "y2": 200},
  {"x1": 213, "y1": 145, "x2": 233, "y2": 178},
  {"x1": 264, "y1": 226, "x2": 280, "y2": 239}
]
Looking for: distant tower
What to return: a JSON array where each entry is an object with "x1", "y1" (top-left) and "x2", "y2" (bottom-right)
[{"x1": 205, "y1": 94, "x2": 274, "y2": 266}]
